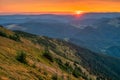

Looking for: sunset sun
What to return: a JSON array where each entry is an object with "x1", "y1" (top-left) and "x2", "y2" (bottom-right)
[{"x1": 75, "y1": 11, "x2": 83, "y2": 15}]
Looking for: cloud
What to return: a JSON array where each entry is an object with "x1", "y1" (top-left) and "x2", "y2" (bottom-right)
[{"x1": 6, "y1": 24, "x2": 27, "y2": 30}]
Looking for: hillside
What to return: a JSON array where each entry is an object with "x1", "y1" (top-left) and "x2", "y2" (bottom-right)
[{"x1": 0, "y1": 26, "x2": 120, "y2": 80}]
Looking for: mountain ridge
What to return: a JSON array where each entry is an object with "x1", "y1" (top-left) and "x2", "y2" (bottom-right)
[{"x1": 0, "y1": 26, "x2": 120, "y2": 80}]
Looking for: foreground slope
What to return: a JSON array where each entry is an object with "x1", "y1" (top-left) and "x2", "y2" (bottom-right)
[{"x1": 0, "y1": 26, "x2": 120, "y2": 80}]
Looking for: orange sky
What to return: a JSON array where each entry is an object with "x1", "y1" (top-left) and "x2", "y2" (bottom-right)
[{"x1": 0, "y1": 0, "x2": 120, "y2": 14}]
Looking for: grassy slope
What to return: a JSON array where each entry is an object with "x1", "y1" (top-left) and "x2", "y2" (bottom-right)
[
  {"x1": 0, "y1": 27, "x2": 85, "y2": 80},
  {"x1": 0, "y1": 27, "x2": 120, "y2": 80},
  {"x1": 15, "y1": 31, "x2": 120, "y2": 80}
]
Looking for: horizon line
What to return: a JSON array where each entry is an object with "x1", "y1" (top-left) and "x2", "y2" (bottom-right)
[{"x1": 0, "y1": 11, "x2": 120, "y2": 15}]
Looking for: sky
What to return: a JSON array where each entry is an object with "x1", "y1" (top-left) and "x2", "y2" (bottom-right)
[{"x1": 0, "y1": 0, "x2": 120, "y2": 14}]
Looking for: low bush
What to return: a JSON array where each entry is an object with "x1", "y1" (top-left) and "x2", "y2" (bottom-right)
[
  {"x1": 9, "y1": 34, "x2": 20, "y2": 41},
  {"x1": 0, "y1": 31, "x2": 7, "y2": 37},
  {"x1": 43, "y1": 48, "x2": 54, "y2": 62},
  {"x1": 72, "y1": 66, "x2": 82, "y2": 78},
  {"x1": 52, "y1": 74, "x2": 58, "y2": 80},
  {"x1": 16, "y1": 51, "x2": 27, "y2": 64}
]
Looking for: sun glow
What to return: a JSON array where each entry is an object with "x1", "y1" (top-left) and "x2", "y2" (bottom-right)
[
  {"x1": 75, "y1": 11, "x2": 84, "y2": 15},
  {"x1": 74, "y1": 10, "x2": 84, "y2": 18}
]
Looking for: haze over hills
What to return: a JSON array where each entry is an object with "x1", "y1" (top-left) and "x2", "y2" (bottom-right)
[
  {"x1": 0, "y1": 26, "x2": 120, "y2": 80},
  {"x1": 0, "y1": 12, "x2": 120, "y2": 58}
]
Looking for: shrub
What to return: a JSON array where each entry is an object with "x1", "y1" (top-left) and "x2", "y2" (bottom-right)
[
  {"x1": 16, "y1": 51, "x2": 27, "y2": 64},
  {"x1": 9, "y1": 34, "x2": 20, "y2": 41},
  {"x1": 43, "y1": 48, "x2": 54, "y2": 62},
  {"x1": 55, "y1": 58, "x2": 66, "y2": 71},
  {"x1": 0, "y1": 31, "x2": 7, "y2": 37},
  {"x1": 64, "y1": 62, "x2": 73, "y2": 73},
  {"x1": 72, "y1": 66, "x2": 82, "y2": 78},
  {"x1": 38, "y1": 75, "x2": 44, "y2": 80},
  {"x1": 52, "y1": 74, "x2": 58, "y2": 80},
  {"x1": 55, "y1": 58, "x2": 63, "y2": 65},
  {"x1": 55, "y1": 59, "x2": 73, "y2": 73}
]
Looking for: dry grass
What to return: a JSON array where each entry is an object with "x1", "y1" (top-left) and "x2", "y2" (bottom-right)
[
  {"x1": 0, "y1": 36, "x2": 79, "y2": 80},
  {"x1": 0, "y1": 27, "x2": 96, "y2": 80}
]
